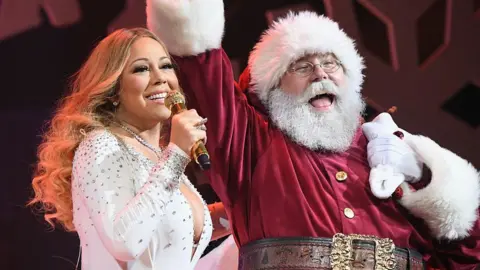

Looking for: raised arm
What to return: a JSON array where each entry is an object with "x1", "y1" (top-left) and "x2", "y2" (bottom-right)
[
  {"x1": 72, "y1": 131, "x2": 190, "y2": 261},
  {"x1": 146, "y1": 0, "x2": 270, "y2": 207},
  {"x1": 146, "y1": 0, "x2": 225, "y2": 57}
]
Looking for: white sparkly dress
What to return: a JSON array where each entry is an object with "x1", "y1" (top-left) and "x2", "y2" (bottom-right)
[{"x1": 71, "y1": 129, "x2": 212, "y2": 270}]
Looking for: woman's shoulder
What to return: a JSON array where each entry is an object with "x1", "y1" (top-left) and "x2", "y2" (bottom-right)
[{"x1": 75, "y1": 129, "x2": 121, "y2": 158}]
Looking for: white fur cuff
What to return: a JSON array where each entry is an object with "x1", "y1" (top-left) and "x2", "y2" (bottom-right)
[
  {"x1": 399, "y1": 135, "x2": 480, "y2": 240},
  {"x1": 146, "y1": 0, "x2": 225, "y2": 56}
]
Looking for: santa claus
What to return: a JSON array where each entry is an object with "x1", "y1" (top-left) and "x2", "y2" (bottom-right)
[{"x1": 146, "y1": 0, "x2": 480, "y2": 268}]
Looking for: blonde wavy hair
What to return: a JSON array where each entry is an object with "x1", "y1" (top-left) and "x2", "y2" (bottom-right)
[{"x1": 29, "y1": 28, "x2": 170, "y2": 231}]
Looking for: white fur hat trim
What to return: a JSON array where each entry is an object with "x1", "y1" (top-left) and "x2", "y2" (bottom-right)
[{"x1": 248, "y1": 11, "x2": 365, "y2": 103}]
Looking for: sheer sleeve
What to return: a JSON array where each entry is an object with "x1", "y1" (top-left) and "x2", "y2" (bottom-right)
[{"x1": 72, "y1": 131, "x2": 190, "y2": 261}]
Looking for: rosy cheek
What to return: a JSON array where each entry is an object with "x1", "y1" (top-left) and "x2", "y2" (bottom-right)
[
  {"x1": 330, "y1": 73, "x2": 346, "y2": 87},
  {"x1": 293, "y1": 85, "x2": 306, "y2": 95},
  {"x1": 283, "y1": 84, "x2": 300, "y2": 95},
  {"x1": 132, "y1": 79, "x2": 148, "y2": 91},
  {"x1": 170, "y1": 79, "x2": 179, "y2": 90},
  {"x1": 331, "y1": 77, "x2": 340, "y2": 86}
]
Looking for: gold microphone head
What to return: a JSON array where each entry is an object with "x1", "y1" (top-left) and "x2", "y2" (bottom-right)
[{"x1": 165, "y1": 90, "x2": 185, "y2": 110}]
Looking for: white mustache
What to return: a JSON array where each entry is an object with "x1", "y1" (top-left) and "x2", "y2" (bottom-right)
[{"x1": 299, "y1": 80, "x2": 338, "y2": 102}]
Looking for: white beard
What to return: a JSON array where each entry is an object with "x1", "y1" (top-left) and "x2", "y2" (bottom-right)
[{"x1": 267, "y1": 80, "x2": 365, "y2": 152}]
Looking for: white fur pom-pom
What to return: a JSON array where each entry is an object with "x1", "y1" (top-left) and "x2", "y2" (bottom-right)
[{"x1": 146, "y1": 0, "x2": 225, "y2": 56}]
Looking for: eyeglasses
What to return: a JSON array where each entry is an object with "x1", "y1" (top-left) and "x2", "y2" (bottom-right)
[{"x1": 288, "y1": 59, "x2": 342, "y2": 77}]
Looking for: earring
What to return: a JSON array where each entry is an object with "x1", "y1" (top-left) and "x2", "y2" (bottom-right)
[{"x1": 113, "y1": 101, "x2": 119, "y2": 106}]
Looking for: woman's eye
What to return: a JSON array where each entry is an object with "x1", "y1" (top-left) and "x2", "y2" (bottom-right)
[
  {"x1": 161, "y1": 63, "x2": 174, "y2": 70},
  {"x1": 133, "y1": 66, "x2": 149, "y2": 73}
]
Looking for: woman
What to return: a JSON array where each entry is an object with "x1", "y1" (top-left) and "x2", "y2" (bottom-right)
[{"x1": 29, "y1": 28, "x2": 229, "y2": 269}]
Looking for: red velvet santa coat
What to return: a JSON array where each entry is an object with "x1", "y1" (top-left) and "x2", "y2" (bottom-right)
[
  {"x1": 145, "y1": 0, "x2": 480, "y2": 268},
  {"x1": 171, "y1": 49, "x2": 480, "y2": 269}
]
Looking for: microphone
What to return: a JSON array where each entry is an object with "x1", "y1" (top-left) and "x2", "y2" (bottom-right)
[{"x1": 165, "y1": 90, "x2": 211, "y2": 170}]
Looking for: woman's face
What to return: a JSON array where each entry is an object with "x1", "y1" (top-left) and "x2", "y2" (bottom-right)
[{"x1": 115, "y1": 37, "x2": 179, "y2": 128}]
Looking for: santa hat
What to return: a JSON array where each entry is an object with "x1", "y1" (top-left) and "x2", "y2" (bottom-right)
[{"x1": 248, "y1": 11, "x2": 365, "y2": 104}]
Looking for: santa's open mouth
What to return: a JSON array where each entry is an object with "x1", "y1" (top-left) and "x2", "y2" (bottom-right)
[{"x1": 308, "y1": 94, "x2": 335, "y2": 111}]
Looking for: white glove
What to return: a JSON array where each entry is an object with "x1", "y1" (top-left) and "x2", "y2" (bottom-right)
[{"x1": 362, "y1": 113, "x2": 423, "y2": 199}]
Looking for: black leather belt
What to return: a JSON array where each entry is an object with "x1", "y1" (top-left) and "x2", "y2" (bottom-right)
[{"x1": 238, "y1": 234, "x2": 425, "y2": 269}]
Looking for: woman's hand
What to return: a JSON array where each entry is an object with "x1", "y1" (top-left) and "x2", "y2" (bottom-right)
[{"x1": 169, "y1": 109, "x2": 207, "y2": 156}]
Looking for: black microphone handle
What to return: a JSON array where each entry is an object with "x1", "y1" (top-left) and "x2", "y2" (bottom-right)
[{"x1": 193, "y1": 142, "x2": 211, "y2": 171}]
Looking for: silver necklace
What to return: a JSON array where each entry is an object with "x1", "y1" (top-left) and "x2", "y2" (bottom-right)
[{"x1": 118, "y1": 123, "x2": 162, "y2": 158}]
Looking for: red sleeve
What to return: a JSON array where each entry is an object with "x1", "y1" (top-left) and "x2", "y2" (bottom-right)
[
  {"x1": 428, "y1": 211, "x2": 480, "y2": 269},
  {"x1": 172, "y1": 48, "x2": 271, "y2": 208}
]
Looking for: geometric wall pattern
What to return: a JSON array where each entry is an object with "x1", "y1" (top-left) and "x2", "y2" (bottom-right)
[{"x1": 442, "y1": 82, "x2": 480, "y2": 128}]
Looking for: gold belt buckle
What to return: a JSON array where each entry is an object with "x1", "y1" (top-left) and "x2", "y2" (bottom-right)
[{"x1": 330, "y1": 233, "x2": 397, "y2": 270}]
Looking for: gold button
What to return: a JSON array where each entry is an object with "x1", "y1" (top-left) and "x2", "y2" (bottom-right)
[
  {"x1": 336, "y1": 171, "x2": 348, "y2": 182},
  {"x1": 344, "y1": 208, "x2": 355, "y2": 219}
]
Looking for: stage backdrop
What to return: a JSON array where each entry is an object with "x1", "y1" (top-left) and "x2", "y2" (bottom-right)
[{"x1": 1, "y1": 0, "x2": 479, "y2": 269}]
